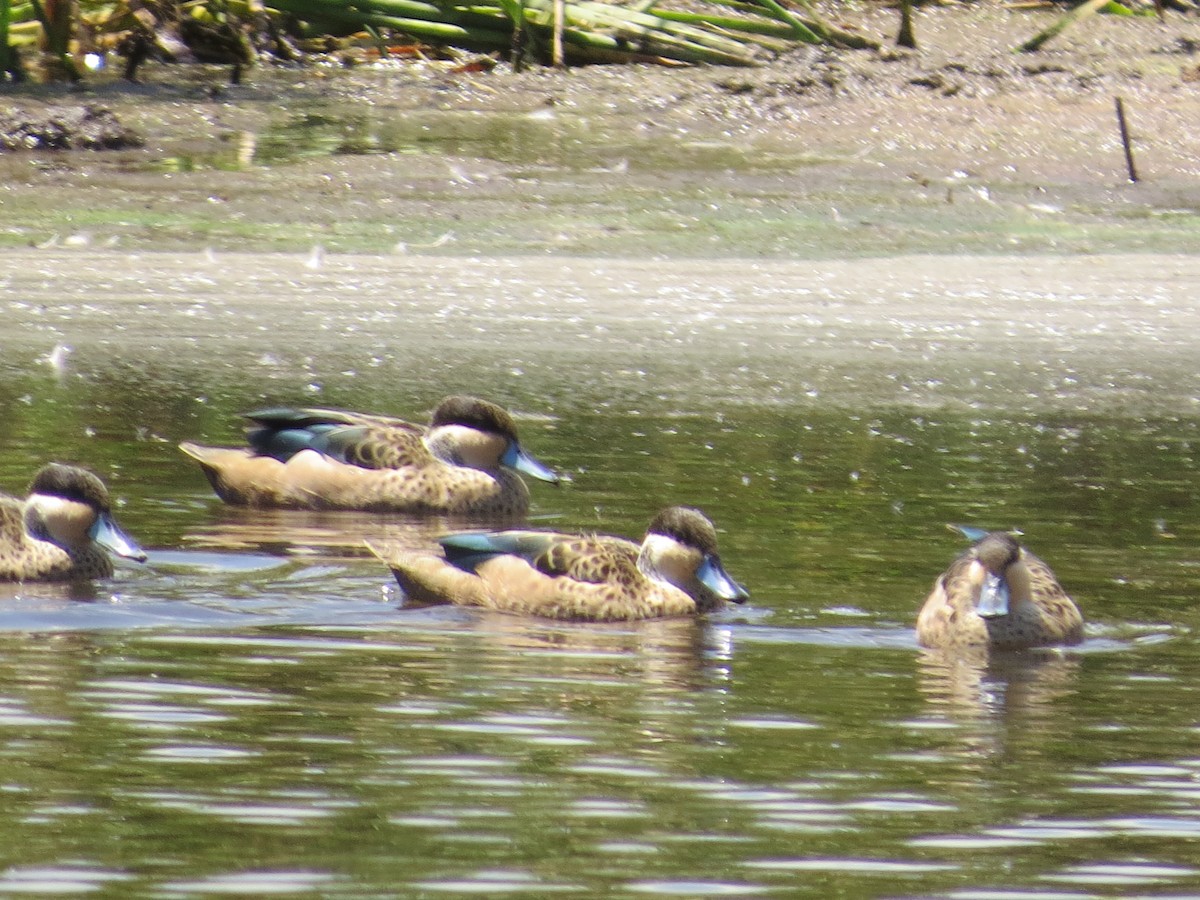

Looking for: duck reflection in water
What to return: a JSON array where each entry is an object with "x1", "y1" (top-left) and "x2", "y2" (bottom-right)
[
  {"x1": 917, "y1": 648, "x2": 1082, "y2": 721},
  {"x1": 433, "y1": 610, "x2": 726, "y2": 694},
  {"x1": 915, "y1": 648, "x2": 1083, "y2": 769},
  {"x1": 180, "y1": 506, "x2": 457, "y2": 561}
]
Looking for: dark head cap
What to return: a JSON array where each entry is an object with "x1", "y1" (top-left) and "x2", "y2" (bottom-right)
[
  {"x1": 972, "y1": 531, "x2": 1021, "y2": 573},
  {"x1": 28, "y1": 464, "x2": 111, "y2": 512},
  {"x1": 646, "y1": 506, "x2": 720, "y2": 556},
  {"x1": 431, "y1": 396, "x2": 519, "y2": 441}
]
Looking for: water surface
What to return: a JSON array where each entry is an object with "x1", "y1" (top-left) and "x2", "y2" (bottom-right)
[{"x1": 0, "y1": 249, "x2": 1198, "y2": 896}]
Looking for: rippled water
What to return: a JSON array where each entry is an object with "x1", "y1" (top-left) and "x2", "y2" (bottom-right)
[{"x1": 0, "y1": 250, "x2": 1199, "y2": 896}]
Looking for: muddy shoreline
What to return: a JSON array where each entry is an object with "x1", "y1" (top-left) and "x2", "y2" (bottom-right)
[{"x1": 1, "y1": 5, "x2": 1198, "y2": 257}]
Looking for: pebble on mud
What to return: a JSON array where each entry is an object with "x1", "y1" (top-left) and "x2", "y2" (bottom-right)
[{"x1": 0, "y1": 105, "x2": 143, "y2": 151}]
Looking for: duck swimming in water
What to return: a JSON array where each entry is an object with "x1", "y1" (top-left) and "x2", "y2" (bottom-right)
[
  {"x1": 179, "y1": 396, "x2": 560, "y2": 517},
  {"x1": 917, "y1": 527, "x2": 1083, "y2": 651},
  {"x1": 0, "y1": 463, "x2": 146, "y2": 581},
  {"x1": 372, "y1": 506, "x2": 748, "y2": 622}
]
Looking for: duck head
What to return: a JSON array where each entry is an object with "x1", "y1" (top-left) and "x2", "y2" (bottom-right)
[
  {"x1": 23, "y1": 464, "x2": 147, "y2": 562},
  {"x1": 637, "y1": 506, "x2": 749, "y2": 612},
  {"x1": 967, "y1": 531, "x2": 1026, "y2": 619},
  {"x1": 425, "y1": 396, "x2": 559, "y2": 483}
]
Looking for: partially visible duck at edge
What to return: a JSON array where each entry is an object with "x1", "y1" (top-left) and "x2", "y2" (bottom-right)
[
  {"x1": 179, "y1": 396, "x2": 561, "y2": 517},
  {"x1": 917, "y1": 526, "x2": 1083, "y2": 652},
  {"x1": 0, "y1": 463, "x2": 147, "y2": 582},
  {"x1": 371, "y1": 505, "x2": 749, "y2": 622}
]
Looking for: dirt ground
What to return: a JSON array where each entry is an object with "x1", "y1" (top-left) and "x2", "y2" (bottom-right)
[
  {"x1": 526, "y1": 2, "x2": 1200, "y2": 177},
  {"x1": 0, "y1": 4, "x2": 1197, "y2": 256}
]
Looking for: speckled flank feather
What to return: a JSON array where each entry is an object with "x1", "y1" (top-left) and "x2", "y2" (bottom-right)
[
  {"x1": 179, "y1": 396, "x2": 557, "y2": 516},
  {"x1": 319, "y1": 421, "x2": 434, "y2": 471},
  {"x1": 535, "y1": 535, "x2": 642, "y2": 584},
  {"x1": 371, "y1": 506, "x2": 749, "y2": 623},
  {"x1": 0, "y1": 465, "x2": 140, "y2": 582},
  {"x1": 917, "y1": 532, "x2": 1084, "y2": 651}
]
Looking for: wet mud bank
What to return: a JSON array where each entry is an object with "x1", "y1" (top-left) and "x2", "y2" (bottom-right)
[{"x1": 0, "y1": 5, "x2": 1197, "y2": 257}]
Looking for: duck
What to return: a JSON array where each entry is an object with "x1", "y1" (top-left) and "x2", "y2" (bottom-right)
[
  {"x1": 0, "y1": 463, "x2": 147, "y2": 581},
  {"x1": 179, "y1": 396, "x2": 560, "y2": 516},
  {"x1": 370, "y1": 506, "x2": 749, "y2": 622},
  {"x1": 916, "y1": 526, "x2": 1083, "y2": 651}
]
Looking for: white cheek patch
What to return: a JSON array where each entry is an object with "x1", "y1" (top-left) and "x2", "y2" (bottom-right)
[
  {"x1": 1005, "y1": 558, "x2": 1034, "y2": 604},
  {"x1": 639, "y1": 534, "x2": 691, "y2": 587},
  {"x1": 25, "y1": 495, "x2": 95, "y2": 549},
  {"x1": 966, "y1": 560, "x2": 987, "y2": 596},
  {"x1": 427, "y1": 425, "x2": 504, "y2": 470},
  {"x1": 641, "y1": 533, "x2": 680, "y2": 557}
]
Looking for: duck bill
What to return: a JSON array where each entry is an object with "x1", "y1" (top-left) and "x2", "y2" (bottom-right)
[
  {"x1": 89, "y1": 513, "x2": 148, "y2": 562},
  {"x1": 976, "y1": 572, "x2": 1010, "y2": 618},
  {"x1": 697, "y1": 555, "x2": 749, "y2": 603},
  {"x1": 501, "y1": 442, "x2": 560, "y2": 484}
]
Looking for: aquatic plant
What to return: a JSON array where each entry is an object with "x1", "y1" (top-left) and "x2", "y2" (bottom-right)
[
  {"x1": 0, "y1": 0, "x2": 1173, "y2": 82},
  {"x1": 265, "y1": 0, "x2": 877, "y2": 66},
  {"x1": 0, "y1": 0, "x2": 877, "y2": 78},
  {"x1": 29, "y1": 0, "x2": 80, "y2": 78}
]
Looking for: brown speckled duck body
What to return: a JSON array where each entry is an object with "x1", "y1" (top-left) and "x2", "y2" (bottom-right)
[
  {"x1": 917, "y1": 530, "x2": 1083, "y2": 651},
  {"x1": 0, "y1": 463, "x2": 147, "y2": 582},
  {"x1": 179, "y1": 396, "x2": 560, "y2": 517},
  {"x1": 372, "y1": 506, "x2": 749, "y2": 622}
]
